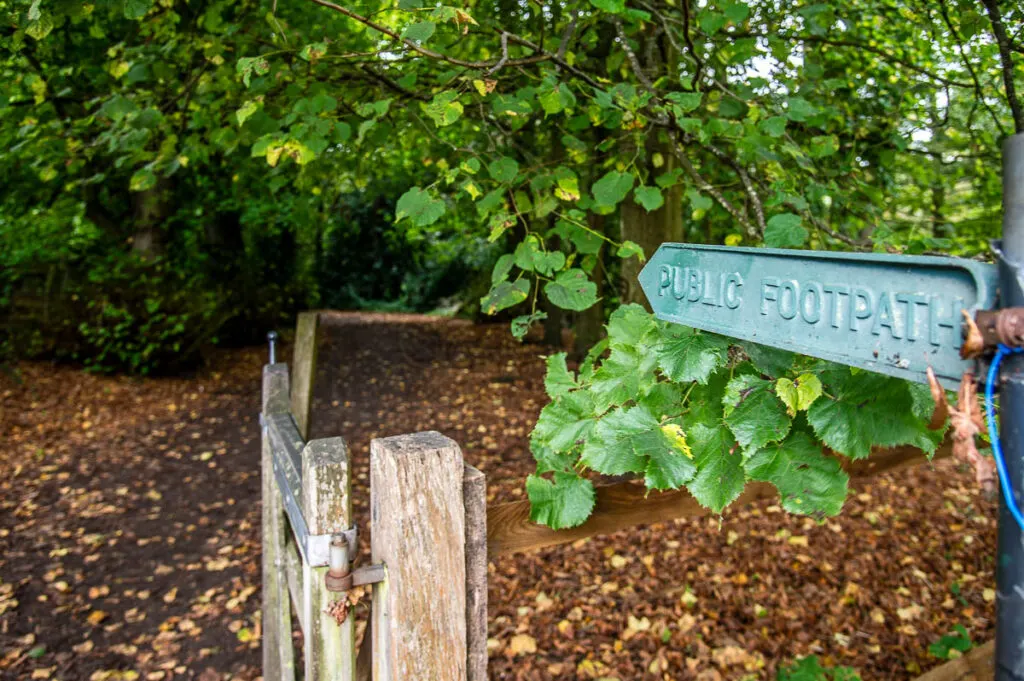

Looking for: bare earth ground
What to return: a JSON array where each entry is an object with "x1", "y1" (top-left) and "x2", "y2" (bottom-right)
[{"x1": 0, "y1": 311, "x2": 997, "y2": 681}]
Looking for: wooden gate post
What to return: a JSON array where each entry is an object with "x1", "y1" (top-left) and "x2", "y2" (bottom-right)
[
  {"x1": 370, "y1": 432, "x2": 468, "y2": 681},
  {"x1": 302, "y1": 436, "x2": 355, "y2": 681},
  {"x1": 262, "y1": 364, "x2": 296, "y2": 681},
  {"x1": 291, "y1": 311, "x2": 320, "y2": 440}
]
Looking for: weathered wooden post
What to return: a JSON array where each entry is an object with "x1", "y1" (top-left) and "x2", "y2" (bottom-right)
[
  {"x1": 262, "y1": 361, "x2": 295, "y2": 681},
  {"x1": 291, "y1": 311, "x2": 320, "y2": 440},
  {"x1": 301, "y1": 436, "x2": 355, "y2": 681},
  {"x1": 370, "y1": 432, "x2": 469, "y2": 681},
  {"x1": 463, "y1": 465, "x2": 488, "y2": 681}
]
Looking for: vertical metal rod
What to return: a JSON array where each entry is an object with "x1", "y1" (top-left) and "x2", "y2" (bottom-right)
[
  {"x1": 997, "y1": 132, "x2": 1024, "y2": 681},
  {"x1": 268, "y1": 331, "x2": 278, "y2": 365}
]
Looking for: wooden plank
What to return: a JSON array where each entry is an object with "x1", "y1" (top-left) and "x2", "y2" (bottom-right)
[
  {"x1": 915, "y1": 640, "x2": 993, "y2": 681},
  {"x1": 262, "y1": 364, "x2": 296, "y2": 681},
  {"x1": 291, "y1": 312, "x2": 320, "y2": 440},
  {"x1": 371, "y1": 432, "x2": 467, "y2": 681},
  {"x1": 284, "y1": 534, "x2": 303, "y2": 633},
  {"x1": 487, "y1": 440, "x2": 953, "y2": 557},
  {"x1": 301, "y1": 436, "x2": 354, "y2": 681},
  {"x1": 463, "y1": 465, "x2": 488, "y2": 681}
]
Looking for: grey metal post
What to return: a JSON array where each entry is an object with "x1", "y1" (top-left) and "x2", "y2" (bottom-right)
[
  {"x1": 998, "y1": 132, "x2": 1024, "y2": 681},
  {"x1": 268, "y1": 331, "x2": 278, "y2": 365}
]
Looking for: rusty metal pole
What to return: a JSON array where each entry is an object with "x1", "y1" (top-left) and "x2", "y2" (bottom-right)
[{"x1": 997, "y1": 133, "x2": 1024, "y2": 681}]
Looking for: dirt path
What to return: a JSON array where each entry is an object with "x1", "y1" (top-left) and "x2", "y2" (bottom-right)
[{"x1": 1, "y1": 311, "x2": 997, "y2": 681}]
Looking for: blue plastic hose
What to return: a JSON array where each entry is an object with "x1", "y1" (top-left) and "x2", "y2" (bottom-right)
[{"x1": 984, "y1": 344, "x2": 1024, "y2": 531}]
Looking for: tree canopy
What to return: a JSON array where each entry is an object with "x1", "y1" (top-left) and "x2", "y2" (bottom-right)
[{"x1": 2, "y1": 0, "x2": 1022, "y2": 525}]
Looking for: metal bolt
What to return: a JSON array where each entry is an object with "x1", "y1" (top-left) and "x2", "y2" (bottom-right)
[
  {"x1": 267, "y1": 331, "x2": 278, "y2": 364},
  {"x1": 324, "y1": 536, "x2": 353, "y2": 592}
]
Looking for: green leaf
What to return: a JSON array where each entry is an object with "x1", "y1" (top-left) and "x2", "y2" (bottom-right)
[
  {"x1": 589, "y1": 0, "x2": 625, "y2": 13},
  {"x1": 395, "y1": 187, "x2": 445, "y2": 227},
  {"x1": 544, "y1": 269, "x2": 598, "y2": 311},
  {"x1": 539, "y1": 82, "x2": 575, "y2": 116},
  {"x1": 740, "y1": 341, "x2": 795, "y2": 377},
  {"x1": 531, "y1": 442, "x2": 576, "y2": 474},
  {"x1": 699, "y1": 10, "x2": 728, "y2": 34},
  {"x1": 637, "y1": 383, "x2": 684, "y2": 420},
  {"x1": 526, "y1": 472, "x2": 596, "y2": 529},
  {"x1": 299, "y1": 42, "x2": 328, "y2": 61},
  {"x1": 806, "y1": 368, "x2": 937, "y2": 459},
  {"x1": 554, "y1": 173, "x2": 581, "y2": 201},
  {"x1": 786, "y1": 96, "x2": 817, "y2": 122},
  {"x1": 531, "y1": 390, "x2": 598, "y2": 452},
  {"x1": 124, "y1": 0, "x2": 153, "y2": 20},
  {"x1": 774, "y1": 373, "x2": 823, "y2": 416},
  {"x1": 129, "y1": 167, "x2": 156, "y2": 192},
  {"x1": 235, "y1": 101, "x2": 260, "y2": 126},
  {"x1": 26, "y1": 9, "x2": 54, "y2": 39},
  {"x1": 687, "y1": 423, "x2": 744, "y2": 512},
  {"x1": 590, "y1": 346, "x2": 656, "y2": 411},
  {"x1": 488, "y1": 156, "x2": 519, "y2": 183},
  {"x1": 480, "y1": 279, "x2": 530, "y2": 315},
  {"x1": 607, "y1": 303, "x2": 658, "y2": 348},
  {"x1": 655, "y1": 326, "x2": 729, "y2": 384},
  {"x1": 491, "y1": 253, "x2": 514, "y2": 284},
  {"x1": 401, "y1": 20, "x2": 436, "y2": 42},
  {"x1": 422, "y1": 91, "x2": 463, "y2": 127},
  {"x1": 745, "y1": 432, "x2": 848, "y2": 516},
  {"x1": 582, "y1": 406, "x2": 696, "y2": 487},
  {"x1": 928, "y1": 626, "x2": 973, "y2": 660},
  {"x1": 778, "y1": 657, "x2": 859, "y2": 681},
  {"x1": 759, "y1": 116, "x2": 787, "y2": 138},
  {"x1": 579, "y1": 337, "x2": 609, "y2": 382},
  {"x1": 617, "y1": 240, "x2": 645, "y2": 261},
  {"x1": 763, "y1": 213, "x2": 808, "y2": 248},
  {"x1": 723, "y1": 375, "x2": 792, "y2": 452},
  {"x1": 722, "y1": 1, "x2": 750, "y2": 23},
  {"x1": 666, "y1": 91, "x2": 703, "y2": 113},
  {"x1": 236, "y1": 56, "x2": 270, "y2": 87},
  {"x1": 544, "y1": 353, "x2": 577, "y2": 398},
  {"x1": 511, "y1": 311, "x2": 547, "y2": 340},
  {"x1": 634, "y1": 186, "x2": 664, "y2": 212},
  {"x1": 514, "y1": 237, "x2": 565, "y2": 276},
  {"x1": 592, "y1": 171, "x2": 635, "y2": 207},
  {"x1": 646, "y1": 422, "x2": 697, "y2": 490}
]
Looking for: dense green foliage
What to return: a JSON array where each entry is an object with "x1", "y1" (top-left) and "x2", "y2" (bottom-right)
[{"x1": 2, "y1": 0, "x2": 1022, "y2": 520}]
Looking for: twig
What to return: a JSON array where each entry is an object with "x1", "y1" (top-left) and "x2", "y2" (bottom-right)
[
  {"x1": 557, "y1": 13, "x2": 578, "y2": 61},
  {"x1": 308, "y1": 0, "x2": 546, "y2": 72},
  {"x1": 614, "y1": 20, "x2": 654, "y2": 94},
  {"x1": 936, "y1": 0, "x2": 1008, "y2": 137},
  {"x1": 981, "y1": 0, "x2": 1024, "y2": 133},
  {"x1": 668, "y1": 133, "x2": 758, "y2": 238}
]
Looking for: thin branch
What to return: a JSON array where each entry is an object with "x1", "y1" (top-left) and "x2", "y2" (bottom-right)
[
  {"x1": 359, "y1": 65, "x2": 429, "y2": 101},
  {"x1": 679, "y1": 0, "x2": 704, "y2": 85},
  {"x1": 668, "y1": 133, "x2": 758, "y2": 238},
  {"x1": 935, "y1": 0, "x2": 1008, "y2": 137},
  {"x1": 614, "y1": 19, "x2": 654, "y2": 94},
  {"x1": 307, "y1": 0, "x2": 546, "y2": 72},
  {"x1": 981, "y1": 0, "x2": 1024, "y2": 134},
  {"x1": 557, "y1": 12, "x2": 578, "y2": 61},
  {"x1": 487, "y1": 32, "x2": 510, "y2": 76},
  {"x1": 736, "y1": 30, "x2": 976, "y2": 89}
]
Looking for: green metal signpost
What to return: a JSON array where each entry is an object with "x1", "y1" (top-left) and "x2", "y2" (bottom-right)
[
  {"x1": 638, "y1": 245, "x2": 997, "y2": 390},
  {"x1": 640, "y1": 133, "x2": 1024, "y2": 680}
]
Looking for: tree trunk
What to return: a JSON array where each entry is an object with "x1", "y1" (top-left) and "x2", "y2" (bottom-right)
[
  {"x1": 131, "y1": 182, "x2": 170, "y2": 259},
  {"x1": 620, "y1": 141, "x2": 684, "y2": 308}
]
